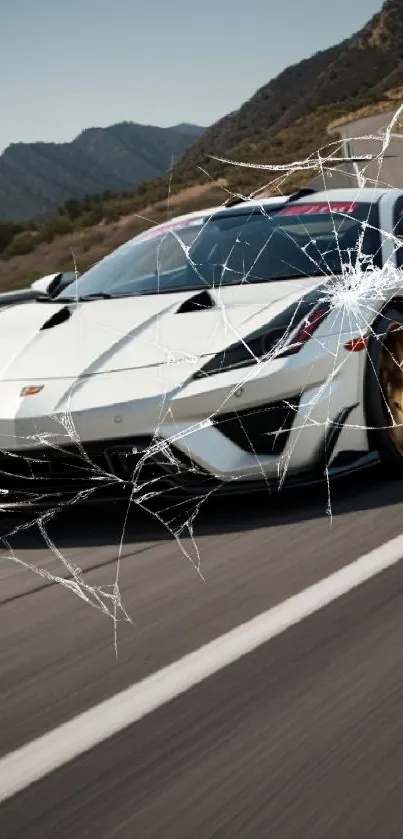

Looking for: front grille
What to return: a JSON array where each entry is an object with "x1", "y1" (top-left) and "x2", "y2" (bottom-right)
[
  {"x1": 213, "y1": 397, "x2": 300, "y2": 456},
  {"x1": 0, "y1": 436, "x2": 216, "y2": 499}
]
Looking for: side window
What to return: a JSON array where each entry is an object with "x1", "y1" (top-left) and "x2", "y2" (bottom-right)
[{"x1": 393, "y1": 198, "x2": 403, "y2": 267}]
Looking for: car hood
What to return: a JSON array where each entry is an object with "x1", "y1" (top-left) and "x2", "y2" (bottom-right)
[{"x1": 0, "y1": 279, "x2": 324, "y2": 381}]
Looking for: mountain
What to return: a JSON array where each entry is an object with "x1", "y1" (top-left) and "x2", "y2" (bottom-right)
[
  {"x1": 0, "y1": 121, "x2": 204, "y2": 222},
  {"x1": 176, "y1": 0, "x2": 403, "y2": 182},
  {"x1": 168, "y1": 123, "x2": 207, "y2": 136}
]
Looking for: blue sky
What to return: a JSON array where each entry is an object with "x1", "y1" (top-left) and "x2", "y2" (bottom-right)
[{"x1": 0, "y1": 0, "x2": 383, "y2": 153}]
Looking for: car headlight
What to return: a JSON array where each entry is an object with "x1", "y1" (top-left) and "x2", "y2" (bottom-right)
[
  {"x1": 193, "y1": 302, "x2": 330, "y2": 379},
  {"x1": 193, "y1": 326, "x2": 286, "y2": 378}
]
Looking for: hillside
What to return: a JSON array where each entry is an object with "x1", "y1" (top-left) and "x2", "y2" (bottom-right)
[
  {"x1": 176, "y1": 0, "x2": 403, "y2": 184},
  {"x1": 0, "y1": 122, "x2": 204, "y2": 222}
]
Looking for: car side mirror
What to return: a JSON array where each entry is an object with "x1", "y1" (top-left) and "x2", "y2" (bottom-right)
[
  {"x1": 31, "y1": 275, "x2": 59, "y2": 296},
  {"x1": 31, "y1": 271, "x2": 78, "y2": 298}
]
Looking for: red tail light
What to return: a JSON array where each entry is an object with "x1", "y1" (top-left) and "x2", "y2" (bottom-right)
[{"x1": 344, "y1": 336, "x2": 368, "y2": 352}]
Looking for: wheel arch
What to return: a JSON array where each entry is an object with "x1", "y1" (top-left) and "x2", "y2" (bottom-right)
[{"x1": 364, "y1": 303, "x2": 403, "y2": 472}]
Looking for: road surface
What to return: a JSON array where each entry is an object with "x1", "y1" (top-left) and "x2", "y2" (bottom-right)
[
  {"x1": 0, "y1": 468, "x2": 403, "y2": 836},
  {"x1": 309, "y1": 109, "x2": 403, "y2": 191}
]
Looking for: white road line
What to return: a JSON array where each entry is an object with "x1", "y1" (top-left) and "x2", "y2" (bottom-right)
[{"x1": 2, "y1": 532, "x2": 403, "y2": 803}]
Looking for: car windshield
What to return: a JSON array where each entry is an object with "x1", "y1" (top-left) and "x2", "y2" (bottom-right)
[{"x1": 57, "y1": 201, "x2": 382, "y2": 300}]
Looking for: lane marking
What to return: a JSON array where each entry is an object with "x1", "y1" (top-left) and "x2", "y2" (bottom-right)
[{"x1": 2, "y1": 531, "x2": 403, "y2": 802}]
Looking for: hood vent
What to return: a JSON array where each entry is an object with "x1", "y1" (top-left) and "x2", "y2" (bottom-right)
[
  {"x1": 40, "y1": 306, "x2": 72, "y2": 331},
  {"x1": 176, "y1": 289, "x2": 215, "y2": 314}
]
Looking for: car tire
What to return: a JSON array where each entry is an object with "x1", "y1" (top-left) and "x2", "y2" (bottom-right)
[{"x1": 365, "y1": 306, "x2": 403, "y2": 475}]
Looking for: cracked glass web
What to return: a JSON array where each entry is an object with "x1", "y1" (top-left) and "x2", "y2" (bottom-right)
[{"x1": 2, "y1": 103, "x2": 403, "y2": 652}]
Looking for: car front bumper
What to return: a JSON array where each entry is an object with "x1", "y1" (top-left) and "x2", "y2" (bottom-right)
[{"x1": 0, "y1": 329, "x2": 370, "y2": 509}]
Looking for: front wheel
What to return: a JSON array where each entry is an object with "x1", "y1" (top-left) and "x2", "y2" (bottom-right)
[{"x1": 364, "y1": 306, "x2": 403, "y2": 475}]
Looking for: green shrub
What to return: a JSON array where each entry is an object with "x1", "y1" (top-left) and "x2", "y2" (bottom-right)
[
  {"x1": 0, "y1": 222, "x2": 24, "y2": 254},
  {"x1": 2, "y1": 233, "x2": 37, "y2": 259},
  {"x1": 38, "y1": 216, "x2": 74, "y2": 244}
]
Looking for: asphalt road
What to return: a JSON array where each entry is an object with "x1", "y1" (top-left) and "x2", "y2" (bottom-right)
[
  {"x1": 309, "y1": 109, "x2": 403, "y2": 191},
  {"x1": 0, "y1": 468, "x2": 403, "y2": 836}
]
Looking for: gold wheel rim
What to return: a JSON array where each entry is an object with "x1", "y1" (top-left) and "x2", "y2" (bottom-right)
[{"x1": 379, "y1": 320, "x2": 403, "y2": 452}]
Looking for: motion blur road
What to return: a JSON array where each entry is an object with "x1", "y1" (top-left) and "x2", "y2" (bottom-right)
[{"x1": 1, "y1": 468, "x2": 403, "y2": 836}]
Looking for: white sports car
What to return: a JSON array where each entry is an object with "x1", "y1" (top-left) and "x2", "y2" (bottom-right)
[{"x1": 1, "y1": 186, "x2": 403, "y2": 508}]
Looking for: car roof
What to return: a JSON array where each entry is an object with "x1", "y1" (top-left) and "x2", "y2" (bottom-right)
[
  {"x1": 142, "y1": 187, "x2": 403, "y2": 238},
  {"x1": 165, "y1": 196, "x2": 287, "y2": 225},
  {"x1": 294, "y1": 187, "x2": 401, "y2": 203},
  {"x1": 170, "y1": 188, "x2": 403, "y2": 224}
]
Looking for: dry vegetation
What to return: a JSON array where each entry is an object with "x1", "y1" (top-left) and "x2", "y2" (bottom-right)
[
  {"x1": 328, "y1": 87, "x2": 403, "y2": 132},
  {"x1": 0, "y1": 181, "x2": 228, "y2": 291}
]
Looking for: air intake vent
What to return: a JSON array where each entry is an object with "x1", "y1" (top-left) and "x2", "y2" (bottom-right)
[
  {"x1": 40, "y1": 306, "x2": 71, "y2": 330},
  {"x1": 177, "y1": 289, "x2": 215, "y2": 313}
]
